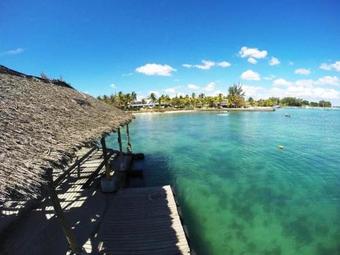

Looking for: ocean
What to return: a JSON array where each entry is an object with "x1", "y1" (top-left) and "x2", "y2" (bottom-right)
[{"x1": 107, "y1": 108, "x2": 340, "y2": 255}]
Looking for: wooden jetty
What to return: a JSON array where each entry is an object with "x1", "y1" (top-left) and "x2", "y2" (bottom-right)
[
  {"x1": 97, "y1": 185, "x2": 190, "y2": 255},
  {"x1": 1, "y1": 67, "x2": 190, "y2": 255},
  {"x1": 1, "y1": 147, "x2": 191, "y2": 254}
]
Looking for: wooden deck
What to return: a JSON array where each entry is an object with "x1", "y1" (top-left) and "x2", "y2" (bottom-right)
[
  {"x1": 97, "y1": 185, "x2": 190, "y2": 255},
  {"x1": 1, "y1": 148, "x2": 191, "y2": 255}
]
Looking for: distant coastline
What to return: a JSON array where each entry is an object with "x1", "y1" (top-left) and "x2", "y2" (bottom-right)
[
  {"x1": 98, "y1": 86, "x2": 333, "y2": 112},
  {"x1": 131, "y1": 106, "x2": 338, "y2": 115},
  {"x1": 131, "y1": 107, "x2": 275, "y2": 114}
]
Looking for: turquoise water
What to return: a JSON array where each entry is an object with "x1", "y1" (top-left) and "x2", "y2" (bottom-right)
[{"x1": 108, "y1": 109, "x2": 340, "y2": 255}]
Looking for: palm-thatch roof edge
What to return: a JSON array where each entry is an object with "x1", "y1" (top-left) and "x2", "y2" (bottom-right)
[{"x1": 0, "y1": 65, "x2": 133, "y2": 201}]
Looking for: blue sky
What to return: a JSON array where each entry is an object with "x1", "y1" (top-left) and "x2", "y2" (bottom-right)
[{"x1": 1, "y1": 0, "x2": 340, "y2": 104}]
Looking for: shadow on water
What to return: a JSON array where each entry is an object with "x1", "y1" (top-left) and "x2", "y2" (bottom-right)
[
  {"x1": 130, "y1": 151, "x2": 214, "y2": 255},
  {"x1": 128, "y1": 152, "x2": 174, "y2": 188}
]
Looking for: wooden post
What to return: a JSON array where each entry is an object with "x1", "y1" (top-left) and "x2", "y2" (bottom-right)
[
  {"x1": 117, "y1": 127, "x2": 122, "y2": 153},
  {"x1": 76, "y1": 156, "x2": 80, "y2": 178},
  {"x1": 100, "y1": 136, "x2": 111, "y2": 179},
  {"x1": 126, "y1": 124, "x2": 132, "y2": 153},
  {"x1": 47, "y1": 169, "x2": 82, "y2": 254}
]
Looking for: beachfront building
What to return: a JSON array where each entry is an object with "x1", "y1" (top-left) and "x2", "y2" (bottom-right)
[
  {"x1": 129, "y1": 101, "x2": 171, "y2": 110},
  {"x1": 129, "y1": 101, "x2": 157, "y2": 109},
  {"x1": 0, "y1": 66, "x2": 190, "y2": 254}
]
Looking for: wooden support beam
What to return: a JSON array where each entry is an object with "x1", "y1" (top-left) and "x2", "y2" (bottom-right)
[
  {"x1": 100, "y1": 136, "x2": 111, "y2": 179},
  {"x1": 76, "y1": 156, "x2": 80, "y2": 178},
  {"x1": 47, "y1": 169, "x2": 82, "y2": 254},
  {"x1": 53, "y1": 147, "x2": 96, "y2": 187},
  {"x1": 117, "y1": 127, "x2": 123, "y2": 153},
  {"x1": 126, "y1": 124, "x2": 132, "y2": 153},
  {"x1": 82, "y1": 150, "x2": 114, "y2": 189}
]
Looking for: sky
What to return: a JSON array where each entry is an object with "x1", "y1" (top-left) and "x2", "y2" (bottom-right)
[{"x1": 1, "y1": 0, "x2": 340, "y2": 104}]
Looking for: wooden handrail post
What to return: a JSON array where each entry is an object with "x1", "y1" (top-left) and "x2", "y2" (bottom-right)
[
  {"x1": 47, "y1": 169, "x2": 82, "y2": 254},
  {"x1": 126, "y1": 124, "x2": 132, "y2": 153},
  {"x1": 76, "y1": 156, "x2": 80, "y2": 178},
  {"x1": 117, "y1": 127, "x2": 122, "y2": 153},
  {"x1": 100, "y1": 136, "x2": 111, "y2": 179}
]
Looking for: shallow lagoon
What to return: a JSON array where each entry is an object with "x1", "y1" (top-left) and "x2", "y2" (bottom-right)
[{"x1": 108, "y1": 109, "x2": 340, "y2": 255}]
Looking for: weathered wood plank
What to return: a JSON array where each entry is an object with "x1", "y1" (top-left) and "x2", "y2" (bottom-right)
[{"x1": 97, "y1": 185, "x2": 190, "y2": 254}]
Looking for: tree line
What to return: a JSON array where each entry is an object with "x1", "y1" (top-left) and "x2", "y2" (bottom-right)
[{"x1": 97, "y1": 84, "x2": 332, "y2": 110}]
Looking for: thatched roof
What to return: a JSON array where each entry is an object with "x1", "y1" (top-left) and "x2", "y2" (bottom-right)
[{"x1": 0, "y1": 65, "x2": 132, "y2": 201}]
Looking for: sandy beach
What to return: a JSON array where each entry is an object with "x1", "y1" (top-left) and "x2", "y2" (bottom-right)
[{"x1": 131, "y1": 107, "x2": 275, "y2": 115}]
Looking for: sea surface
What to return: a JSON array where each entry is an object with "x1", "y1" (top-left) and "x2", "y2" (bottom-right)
[{"x1": 107, "y1": 108, "x2": 340, "y2": 255}]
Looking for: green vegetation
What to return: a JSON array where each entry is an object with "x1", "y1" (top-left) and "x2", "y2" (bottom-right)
[
  {"x1": 97, "y1": 84, "x2": 332, "y2": 110},
  {"x1": 227, "y1": 84, "x2": 245, "y2": 108}
]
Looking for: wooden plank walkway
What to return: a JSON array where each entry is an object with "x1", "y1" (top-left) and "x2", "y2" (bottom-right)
[
  {"x1": 1, "y1": 147, "x2": 191, "y2": 255},
  {"x1": 97, "y1": 185, "x2": 190, "y2": 255}
]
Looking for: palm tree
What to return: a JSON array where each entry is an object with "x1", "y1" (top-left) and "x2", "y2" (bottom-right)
[
  {"x1": 148, "y1": 92, "x2": 157, "y2": 105},
  {"x1": 124, "y1": 93, "x2": 132, "y2": 109},
  {"x1": 117, "y1": 91, "x2": 124, "y2": 108},
  {"x1": 158, "y1": 94, "x2": 166, "y2": 107},
  {"x1": 227, "y1": 84, "x2": 245, "y2": 108},
  {"x1": 248, "y1": 97, "x2": 255, "y2": 106},
  {"x1": 228, "y1": 84, "x2": 245, "y2": 97},
  {"x1": 191, "y1": 93, "x2": 196, "y2": 108},
  {"x1": 217, "y1": 93, "x2": 224, "y2": 107},
  {"x1": 131, "y1": 91, "x2": 137, "y2": 102}
]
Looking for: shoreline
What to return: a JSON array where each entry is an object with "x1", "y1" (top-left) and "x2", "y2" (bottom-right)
[
  {"x1": 130, "y1": 107, "x2": 275, "y2": 115},
  {"x1": 130, "y1": 106, "x2": 339, "y2": 115}
]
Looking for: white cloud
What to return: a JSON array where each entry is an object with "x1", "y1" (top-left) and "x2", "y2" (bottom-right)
[
  {"x1": 163, "y1": 86, "x2": 184, "y2": 97},
  {"x1": 317, "y1": 76, "x2": 340, "y2": 86},
  {"x1": 110, "y1": 83, "x2": 116, "y2": 88},
  {"x1": 273, "y1": 78, "x2": 292, "y2": 87},
  {"x1": 273, "y1": 76, "x2": 339, "y2": 87},
  {"x1": 243, "y1": 85, "x2": 270, "y2": 99},
  {"x1": 295, "y1": 68, "x2": 311, "y2": 75},
  {"x1": 136, "y1": 63, "x2": 176, "y2": 76},
  {"x1": 217, "y1": 61, "x2": 231, "y2": 68},
  {"x1": 243, "y1": 79, "x2": 340, "y2": 104},
  {"x1": 282, "y1": 81, "x2": 340, "y2": 100},
  {"x1": 269, "y1": 57, "x2": 280, "y2": 66},
  {"x1": 195, "y1": 60, "x2": 215, "y2": 70},
  {"x1": 289, "y1": 61, "x2": 294, "y2": 66},
  {"x1": 1, "y1": 48, "x2": 24, "y2": 56},
  {"x1": 187, "y1": 84, "x2": 200, "y2": 90},
  {"x1": 186, "y1": 82, "x2": 221, "y2": 96},
  {"x1": 241, "y1": 70, "x2": 261, "y2": 81},
  {"x1": 183, "y1": 60, "x2": 231, "y2": 70},
  {"x1": 239, "y1": 46, "x2": 268, "y2": 59},
  {"x1": 204, "y1": 82, "x2": 216, "y2": 92},
  {"x1": 264, "y1": 75, "x2": 276, "y2": 80},
  {"x1": 248, "y1": 57, "x2": 257, "y2": 64},
  {"x1": 164, "y1": 87, "x2": 177, "y2": 94},
  {"x1": 320, "y1": 61, "x2": 340, "y2": 72}
]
